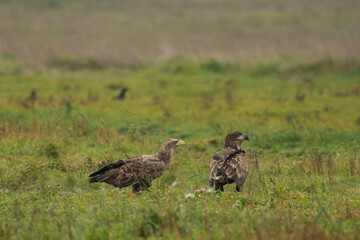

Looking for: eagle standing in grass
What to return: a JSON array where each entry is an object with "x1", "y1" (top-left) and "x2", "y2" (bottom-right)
[
  {"x1": 209, "y1": 132, "x2": 249, "y2": 192},
  {"x1": 89, "y1": 139, "x2": 186, "y2": 194}
]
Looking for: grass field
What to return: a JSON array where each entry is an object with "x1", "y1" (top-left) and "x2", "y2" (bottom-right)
[
  {"x1": 1, "y1": 0, "x2": 360, "y2": 239},
  {"x1": 1, "y1": 58, "x2": 359, "y2": 239}
]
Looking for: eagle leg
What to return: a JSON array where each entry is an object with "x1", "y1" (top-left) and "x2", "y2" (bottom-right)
[
  {"x1": 236, "y1": 185, "x2": 243, "y2": 192},
  {"x1": 132, "y1": 181, "x2": 152, "y2": 194},
  {"x1": 215, "y1": 184, "x2": 224, "y2": 192}
]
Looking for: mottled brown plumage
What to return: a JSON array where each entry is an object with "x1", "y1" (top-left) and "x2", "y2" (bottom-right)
[
  {"x1": 89, "y1": 139, "x2": 186, "y2": 194},
  {"x1": 209, "y1": 132, "x2": 249, "y2": 192}
]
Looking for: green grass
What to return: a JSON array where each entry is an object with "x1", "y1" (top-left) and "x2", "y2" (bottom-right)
[
  {"x1": 1, "y1": 0, "x2": 359, "y2": 238},
  {"x1": 0, "y1": 58, "x2": 360, "y2": 239}
]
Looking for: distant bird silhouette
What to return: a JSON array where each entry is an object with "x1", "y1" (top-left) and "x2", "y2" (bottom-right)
[
  {"x1": 27, "y1": 90, "x2": 37, "y2": 102},
  {"x1": 115, "y1": 88, "x2": 128, "y2": 100},
  {"x1": 22, "y1": 90, "x2": 37, "y2": 109}
]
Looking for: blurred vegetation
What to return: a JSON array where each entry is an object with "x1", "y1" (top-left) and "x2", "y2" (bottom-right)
[{"x1": 0, "y1": 0, "x2": 359, "y2": 68}]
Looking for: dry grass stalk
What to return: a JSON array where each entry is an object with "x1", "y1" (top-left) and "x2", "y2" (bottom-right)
[
  {"x1": 327, "y1": 155, "x2": 334, "y2": 187},
  {"x1": 349, "y1": 153, "x2": 357, "y2": 176},
  {"x1": 311, "y1": 151, "x2": 324, "y2": 175}
]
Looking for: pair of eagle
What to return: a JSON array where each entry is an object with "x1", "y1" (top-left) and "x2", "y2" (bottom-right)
[{"x1": 89, "y1": 132, "x2": 249, "y2": 194}]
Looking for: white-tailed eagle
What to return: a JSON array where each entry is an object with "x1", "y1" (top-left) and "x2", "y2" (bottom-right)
[
  {"x1": 209, "y1": 132, "x2": 249, "y2": 192},
  {"x1": 89, "y1": 139, "x2": 186, "y2": 194}
]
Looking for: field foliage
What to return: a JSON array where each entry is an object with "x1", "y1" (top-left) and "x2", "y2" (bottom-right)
[
  {"x1": 0, "y1": 57, "x2": 360, "y2": 239},
  {"x1": 0, "y1": 0, "x2": 360, "y2": 239}
]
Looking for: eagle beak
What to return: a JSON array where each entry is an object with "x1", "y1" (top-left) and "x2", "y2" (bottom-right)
[
  {"x1": 244, "y1": 134, "x2": 249, "y2": 141},
  {"x1": 176, "y1": 140, "x2": 186, "y2": 146}
]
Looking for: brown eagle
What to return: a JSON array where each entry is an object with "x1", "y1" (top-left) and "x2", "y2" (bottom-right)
[
  {"x1": 89, "y1": 138, "x2": 186, "y2": 194},
  {"x1": 209, "y1": 132, "x2": 249, "y2": 192}
]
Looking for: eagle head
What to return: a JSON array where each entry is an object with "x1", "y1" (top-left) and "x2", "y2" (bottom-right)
[
  {"x1": 161, "y1": 138, "x2": 186, "y2": 151},
  {"x1": 224, "y1": 132, "x2": 249, "y2": 149}
]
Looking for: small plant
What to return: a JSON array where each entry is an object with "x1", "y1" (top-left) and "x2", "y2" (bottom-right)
[
  {"x1": 47, "y1": 56, "x2": 104, "y2": 71},
  {"x1": 349, "y1": 153, "x2": 357, "y2": 176},
  {"x1": 65, "y1": 100, "x2": 72, "y2": 115},
  {"x1": 295, "y1": 91, "x2": 305, "y2": 102},
  {"x1": 225, "y1": 89, "x2": 234, "y2": 106},
  {"x1": 137, "y1": 209, "x2": 161, "y2": 238},
  {"x1": 311, "y1": 151, "x2": 324, "y2": 175},
  {"x1": 202, "y1": 94, "x2": 214, "y2": 109},
  {"x1": 44, "y1": 143, "x2": 59, "y2": 159},
  {"x1": 200, "y1": 59, "x2": 238, "y2": 73},
  {"x1": 327, "y1": 156, "x2": 334, "y2": 186}
]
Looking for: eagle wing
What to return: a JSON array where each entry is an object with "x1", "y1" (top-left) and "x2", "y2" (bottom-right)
[
  {"x1": 89, "y1": 155, "x2": 166, "y2": 188},
  {"x1": 211, "y1": 148, "x2": 240, "y2": 161},
  {"x1": 88, "y1": 155, "x2": 142, "y2": 179},
  {"x1": 209, "y1": 149, "x2": 245, "y2": 187},
  {"x1": 232, "y1": 151, "x2": 248, "y2": 186}
]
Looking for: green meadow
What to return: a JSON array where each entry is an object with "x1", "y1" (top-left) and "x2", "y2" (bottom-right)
[
  {"x1": 1, "y1": 58, "x2": 359, "y2": 239},
  {"x1": 1, "y1": 0, "x2": 360, "y2": 239}
]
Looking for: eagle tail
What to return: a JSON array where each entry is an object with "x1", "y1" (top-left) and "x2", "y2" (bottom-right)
[
  {"x1": 88, "y1": 171, "x2": 113, "y2": 183},
  {"x1": 88, "y1": 176, "x2": 99, "y2": 183},
  {"x1": 209, "y1": 179, "x2": 214, "y2": 187},
  {"x1": 88, "y1": 160, "x2": 126, "y2": 178},
  {"x1": 88, "y1": 160, "x2": 126, "y2": 184}
]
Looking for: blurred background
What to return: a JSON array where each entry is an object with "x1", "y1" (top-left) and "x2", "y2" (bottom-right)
[{"x1": 0, "y1": 0, "x2": 359, "y2": 70}]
